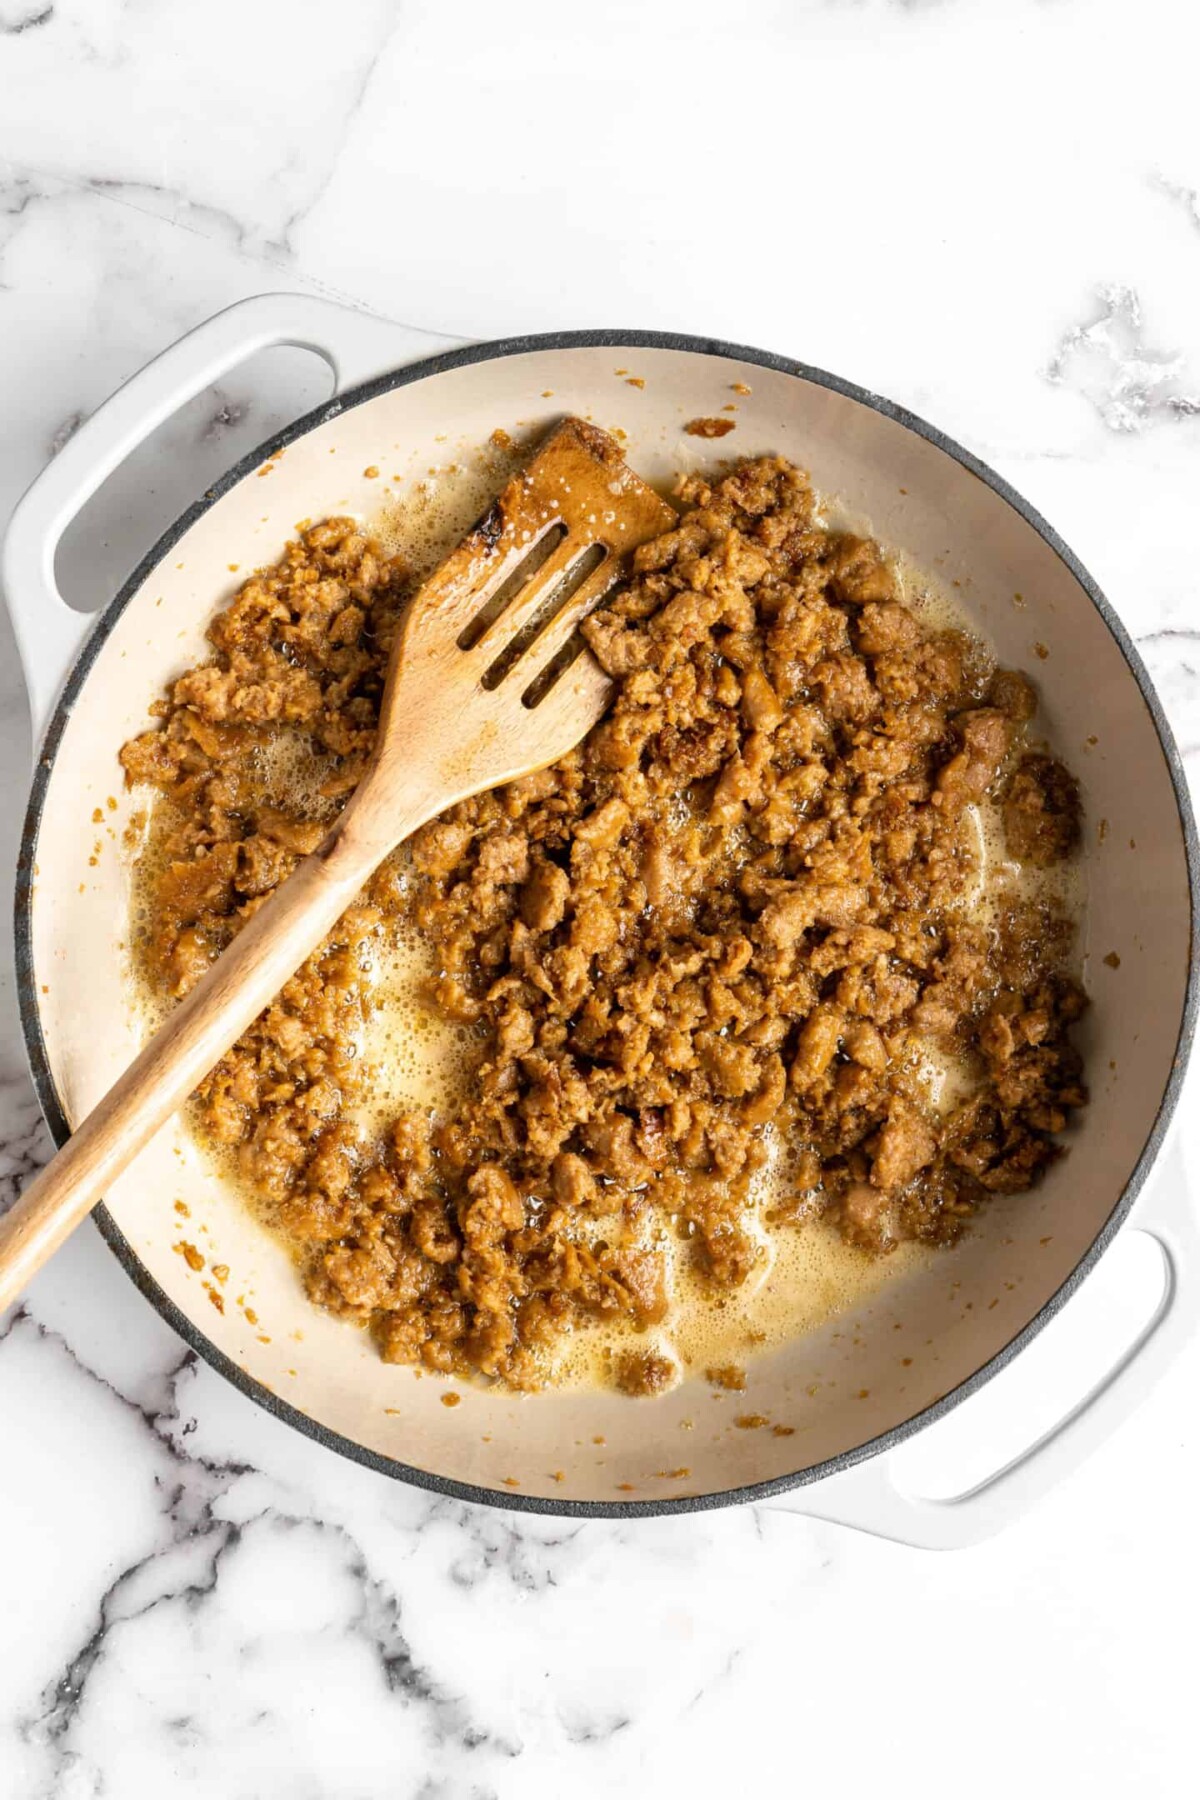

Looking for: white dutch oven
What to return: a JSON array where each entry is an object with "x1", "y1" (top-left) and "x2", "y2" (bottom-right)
[{"x1": 5, "y1": 295, "x2": 1197, "y2": 1546}]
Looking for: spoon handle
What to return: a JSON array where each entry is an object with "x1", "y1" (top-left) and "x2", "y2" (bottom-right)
[{"x1": 0, "y1": 780, "x2": 430, "y2": 1311}]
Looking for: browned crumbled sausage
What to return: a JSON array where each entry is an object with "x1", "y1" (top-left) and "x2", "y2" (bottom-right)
[
  {"x1": 989, "y1": 668, "x2": 1039, "y2": 724},
  {"x1": 935, "y1": 708, "x2": 1012, "y2": 809},
  {"x1": 871, "y1": 1103, "x2": 937, "y2": 1191},
  {"x1": 551, "y1": 1152, "x2": 597, "y2": 1207},
  {"x1": 705, "y1": 1363, "x2": 747, "y2": 1391},
  {"x1": 521, "y1": 857, "x2": 571, "y2": 931},
  {"x1": 838, "y1": 1182, "x2": 899, "y2": 1253},
  {"x1": 828, "y1": 535, "x2": 896, "y2": 606},
  {"x1": 616, "y1": 1349, "x2": 678, "y2": 1395},
  {"x1": 790, "y1": 1004, "x2": 845, "y2": 1091},
  {"x1": 1003, "y1": 754, "x2": 1082, "y2": 866},
  {"x1": 855, "y1": 601, "x2": 920, "y2": 656},
  {"x1": 122, "y1": 469, "x2": 1088, "y2": 1394}
]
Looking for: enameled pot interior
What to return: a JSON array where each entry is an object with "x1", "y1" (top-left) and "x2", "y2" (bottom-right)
[{"x1": 23, "y1": 343, "x2": 1194, "y2": 1507}]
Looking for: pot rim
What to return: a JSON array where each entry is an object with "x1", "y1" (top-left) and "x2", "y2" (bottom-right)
[{"x1": 13, "y1": 326, "x2": 1199, "y2": 1519}]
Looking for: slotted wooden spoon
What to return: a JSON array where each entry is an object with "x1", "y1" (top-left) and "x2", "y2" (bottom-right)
[{"x1": 0, "y1": 417, "x2": 675, "y2": 1307}]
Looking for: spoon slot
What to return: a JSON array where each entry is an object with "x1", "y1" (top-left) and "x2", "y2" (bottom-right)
[
  {"x1": 481, "y1": 543, "x2": 608, "y2": 691},
  {"x1": 456, "y1": 521, "x2": 567, "y2": 651},
  {"x1": 521, "y1": 628, "x2": 589, "y2": 708}
]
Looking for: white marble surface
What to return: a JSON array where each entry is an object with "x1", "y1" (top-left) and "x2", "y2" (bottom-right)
[{"x1": 2, "y1": 2, "x2": 1200, "y2": 1795}]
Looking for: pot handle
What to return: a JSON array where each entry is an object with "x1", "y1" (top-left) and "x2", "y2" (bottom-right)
[
  {"x1": 1, "y1": 292, "x2": 463, "y2": 745},
  {"x1": 771, "y1": 1139, "x2": 1196, "y2": 1550}
]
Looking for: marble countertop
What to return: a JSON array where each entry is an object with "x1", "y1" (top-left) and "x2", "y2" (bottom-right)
[{"x1": 2, "y1": 2, "x2": 1199, "y2": 1795}]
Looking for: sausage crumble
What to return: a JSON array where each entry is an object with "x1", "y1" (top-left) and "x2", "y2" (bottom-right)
[{"x1": 120, "y1": 456, "x2": 1088, "y2": 1393}]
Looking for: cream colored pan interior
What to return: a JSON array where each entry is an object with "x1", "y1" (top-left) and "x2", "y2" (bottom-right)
[{"x1": 25, "y1": 342, "x2": 1195, "y2": 1508}]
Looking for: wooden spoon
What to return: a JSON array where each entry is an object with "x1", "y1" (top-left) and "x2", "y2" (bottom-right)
[{"x1": 0, "y1": 418, "x2": 675, "y2": 1308}]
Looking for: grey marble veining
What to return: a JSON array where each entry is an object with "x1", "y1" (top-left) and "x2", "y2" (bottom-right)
[
  {"x1": 2, "y1": 2, "x2": 1200, "y2": 1796},
  {"x1": 1047, "y1": 284, "x2": 1200, "y2": 431}
]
